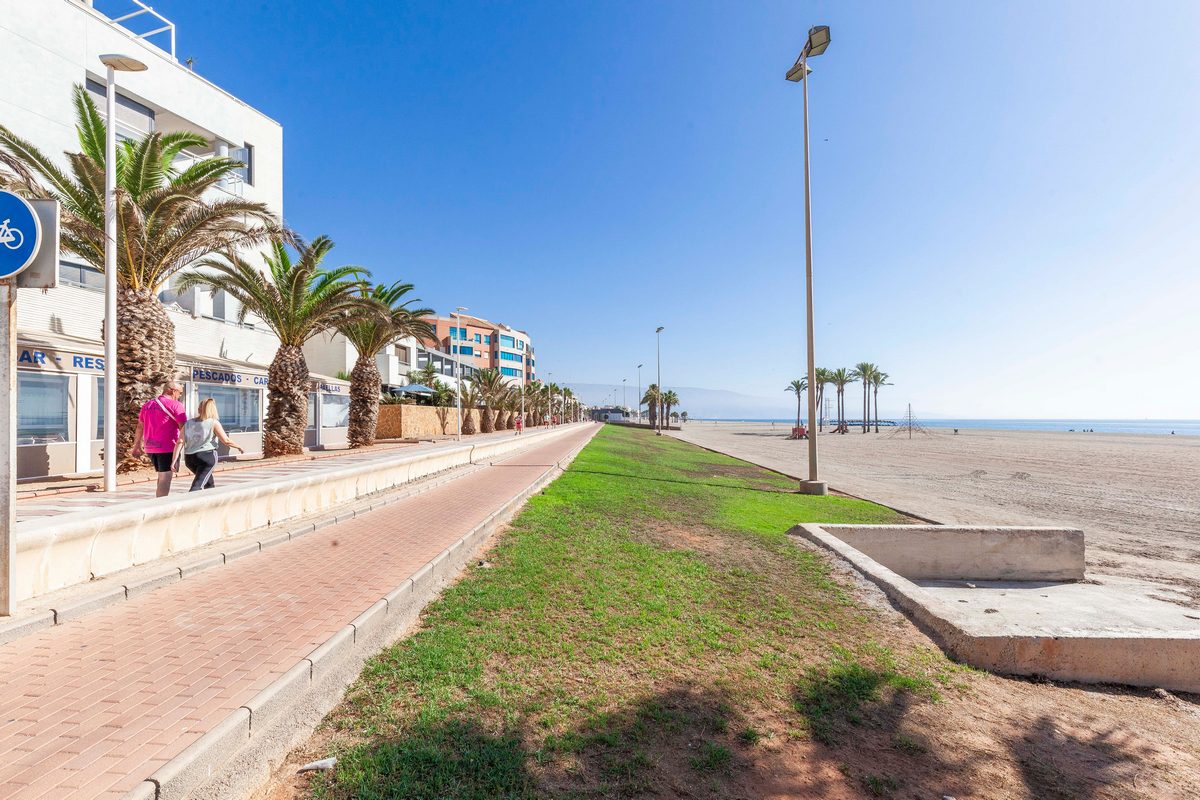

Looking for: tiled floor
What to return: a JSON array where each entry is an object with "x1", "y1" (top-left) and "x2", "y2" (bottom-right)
[{"x1": 0, "y1": 426, "x2": 595, "y2": 799}]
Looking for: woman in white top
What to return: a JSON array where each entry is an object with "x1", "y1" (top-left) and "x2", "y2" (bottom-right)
[{"x1": 179, "y1": 399, "x2": 245, "y2": 491}]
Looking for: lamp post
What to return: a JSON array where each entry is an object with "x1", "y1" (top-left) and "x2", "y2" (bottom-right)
[
  {"x1": 785, "y1": 25, "x2": 830, "y2": 495},
  {"x1": 546, "y1": 371, "x2": 553, "y2": 427},
  {"x1": 622, "y1": 378, "x2": 626, "y2": 419},
  {"x1": 99, "y1": 54, "x2": 148, "y2": 493},
  {"x1": 637, "y1": 364, "x2": 643, "y2": 424},
  {"x1": 453, "y1": 306, "x2": 467, "y2": 441},
  {"x1": 654, "y1": 327, "x2": 664, "y2": 435}
]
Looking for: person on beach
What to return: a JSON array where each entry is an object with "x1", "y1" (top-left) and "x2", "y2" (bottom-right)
[
  {"x1": 131, "y1": 380, "x2": 188, "y2": 497},
  {"x1": 179, "y1": 399, "x2": 245, "y2": 492}
]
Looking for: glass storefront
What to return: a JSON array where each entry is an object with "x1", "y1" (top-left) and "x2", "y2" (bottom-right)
[
  {"x1": 18, "y1": 372, "x2": 70, "y2": 445},
  {"x1": 204, "y1": 384, "x2": 261, "y2": 433},
  {"x1": 321, "y1": 394, "x2": 350, "y2": 428}
]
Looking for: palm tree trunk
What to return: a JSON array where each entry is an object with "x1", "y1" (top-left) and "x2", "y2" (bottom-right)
[
  {"x1": 264, "y1": 344, "x2": 310, "y2": 457},
  {"x1": 817, "y1": 386, "x2": 824, "y2": 431},
  {"x1": 347, "y1": 353, "x2": 381, "y2": 448},
  {"x1": 115, "y1": 289, "x2": 177, "y2": 472},
  {"x1": 796, "y1": 394, "x2": 801, "y2": 429},
  {"x1": 481, "y1": 401, "x2": 495, "y2": 433},
  {"x1": 873, "y1": 387, "x2": 879, "y2": 433},
  {"x1": 862, "y1": 382, "x2": 868, "y2": 433}
]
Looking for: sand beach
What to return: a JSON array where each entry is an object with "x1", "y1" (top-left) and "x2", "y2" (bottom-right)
[{"x1": 670, "y1": 422, "x2": 1200, "y2": 609}]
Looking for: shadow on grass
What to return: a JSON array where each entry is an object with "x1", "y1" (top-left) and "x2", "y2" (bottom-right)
[{"x1": 563, "y1": 467, "x2": 799, "y2": 494}]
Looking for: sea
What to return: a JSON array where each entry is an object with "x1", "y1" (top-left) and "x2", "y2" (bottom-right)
[{"x1": 694, "y1": 419, "x2": 1200, "y2": 436}]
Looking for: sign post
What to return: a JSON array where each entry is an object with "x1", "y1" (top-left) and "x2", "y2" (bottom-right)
[{"x1": 0, "y1": 189, "x2": 45, "y2": 615}]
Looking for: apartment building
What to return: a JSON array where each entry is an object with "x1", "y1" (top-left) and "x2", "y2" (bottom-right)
[
  {"x1": 424, "y1": 314, "x2": 537, "y2": 385},
  {"x1": 2, "y1": 1, "x2": 351, "y2": 478}
]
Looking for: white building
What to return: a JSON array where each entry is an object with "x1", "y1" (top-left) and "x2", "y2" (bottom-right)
[{"x1": 1, "y1": 0, "x2": 349, "y2": 478}]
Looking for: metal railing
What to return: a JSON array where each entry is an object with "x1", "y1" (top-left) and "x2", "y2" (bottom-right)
[{"x1": 95, "y1": 1, "x2": 177, "y2": 58}]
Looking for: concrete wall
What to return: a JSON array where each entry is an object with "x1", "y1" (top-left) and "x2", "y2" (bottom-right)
[
  {"x1": 14, "y1": 423, "x2": 587, "y2": 601},
  {"x1": 819, "y1": 525, "x2": 1085, "y2": 582},
  {"x1": 376, "y1": 405, "x2": 481, "y2": 440}
]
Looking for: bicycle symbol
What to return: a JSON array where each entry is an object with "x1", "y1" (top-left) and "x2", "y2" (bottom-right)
[{"x1": 0, "y1": 218, "x2": 24, "y2": 251}]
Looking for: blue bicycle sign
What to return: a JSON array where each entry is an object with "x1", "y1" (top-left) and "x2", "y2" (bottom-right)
[{"x1": 0, "y1": 191, "x2": 41, "y2": 278}]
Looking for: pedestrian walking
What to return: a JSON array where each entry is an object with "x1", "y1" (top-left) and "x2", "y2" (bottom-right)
[
  {"x1": 182, "y1": 399, "x2": 245, "y2": 491},
  {"x1": 515, "y1": 415, "x2": 523, "y2": 435},
  {"x1": 131, "y1": 380, "x2": 188, "y2": 497}
]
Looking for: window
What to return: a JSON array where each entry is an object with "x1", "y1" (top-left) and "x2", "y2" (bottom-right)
[
  {"x1": 230, "y1": 144, "x2": 254, "y2": 186},
  {"x1": 94, "y1": 377, "x2": 105, "y2": 440},
  {"x1": 18, "y1": 372, "x2": 70, "y2": 444},
  {"x1": 499, "y1": 335, "x2": 515, "y2": 348},
  {"x1": 321, "y1": 394, "x2": 350, "y2": 427},
  {"x1": 483, "y1": 335, "x2": 490, "y2": 344},
  {"x1": 449, "y1": 327, "x2": 457, "y2": 340},
  {"x1": 395, "y1": 345, "x2": 410, "y2": 364},
  {"x1": 59, "y1": 261, "x2": 104, "y2": 290},
  {"x1": 306, "y1": 393, "x2": 318, "y2": 430},
  {"x1": 206, "y1": 385, "x2": 261, "y2": 432},
  {"x1": 499, "y1": 351, "x2": 523, "y2": 363},
  {"x1": 501, "y1": 367, "x2": 521, "y2": 378},
  {"x1": 474, "y1": 333, "x2": 481, "y2": 343},
  {"x1": 518, "y1": 340, "x2": 525, "y2": 350},
  {"x1": 211, "y1": 289, "x2": 226, "y2": 320}
]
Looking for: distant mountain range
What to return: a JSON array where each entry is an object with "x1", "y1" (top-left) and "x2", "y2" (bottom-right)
[{"x1": 562, "y1": 383, "x2": 796, "y2": 420}]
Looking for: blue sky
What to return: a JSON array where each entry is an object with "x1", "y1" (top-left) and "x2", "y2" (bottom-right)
[{"x1": 145, "y1": 1, "x2": 1199, "y2": 418}]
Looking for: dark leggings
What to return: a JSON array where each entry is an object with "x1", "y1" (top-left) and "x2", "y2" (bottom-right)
[{"x1": 184, "y1": 450, "x2": 218, "y2": 491}]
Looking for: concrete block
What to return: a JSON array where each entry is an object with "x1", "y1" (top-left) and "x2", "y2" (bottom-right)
[
  {"x1": 52, "y1": 586, "x2": 127, "y2": 624},
  {"x1": 124, "y1": 568, "x2": 182, "y2": 599},
  {"x1": 242, "y1": 660, "x2": 311, "y2": 733},
  {"x1": 409, "y1": 562, "x2": 434, "y2": 594},
  {"x1": 428, "y1": 550, "x2": 450, "y2": 581},
  {"x1": 179, "y1": 553, "x2": 225, "y2": 579},
  {"x1": 305, "y1": 625, "x2": 355, "y2": 683},
  {"x1": 119, "y1": 780, "x2": 158, "y2": 800},
  {"x1": 384, "y1": 579, "x2": 415, "y2": 617},
  {"x1": 288, "y1": 522, "x2": 317, "y2": 540},
  {"x1": 150, "y1": 706, "x2": 250, "y2": 800},
  {"x1": 222, "y1": 540, "x2": 261, "y2": 564},
  {"x1": 350, "y1": 599, "x2": 389, "y2": 644},
  {"x1": 0, "y1": 610, "x2": 55, "y2": 645}
]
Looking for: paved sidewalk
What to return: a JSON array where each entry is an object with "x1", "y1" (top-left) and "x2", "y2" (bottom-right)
[
  {"x1": 15, "y1": 427, "x2": 539, "y2": 523},
  {"x1": 0, "y1": 426, "x2": 596, "y2": 799}
]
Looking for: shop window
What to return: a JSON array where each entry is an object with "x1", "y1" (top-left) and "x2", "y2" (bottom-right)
[
  {"x1": 94, "y1": 377, "x2": 105, "y2": 440},
  {"x1": 60, "y1": 261, "x2": 104, "y2": 290},
  {"x1": 306, "y1": 393, "x2": 318, "y2": 430},
  {"x1": 321, "y1": 394, "x2": 350, "y2": 428},
  {"x1": 18, "y1": 372, "x2": 70, "y2": 444},
  {"x1": 204, "y1": 384, "x2": 261, "y2": 433}
]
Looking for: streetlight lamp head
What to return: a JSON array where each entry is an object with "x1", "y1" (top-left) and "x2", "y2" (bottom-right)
[
  {"x1": 656, "y1": 326, "x2": 664, "y2": 333},
  {"x1": 785, "y1": 60, "x2": 812, "y2": 83},
  {"x1": 99, "y1": 54, "x2": 148, "y2": 72},
  {"x1": 807, "y1": 25, "x2": 831, "y2": 57}
]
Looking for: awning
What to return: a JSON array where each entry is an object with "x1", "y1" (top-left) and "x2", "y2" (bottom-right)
[{"x1": 400, "y1": 383, "x2": 435, "y2": 394}]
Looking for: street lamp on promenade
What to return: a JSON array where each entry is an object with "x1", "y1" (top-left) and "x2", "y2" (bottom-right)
[
  {"x1": 785, "y1": 25, "x2": 830, "y2": 495},
  {"x1": 655, "y1": 327, "x2": 664, "y2": 436},
  {"x1": 99, "y1": 54, "x2": 147, "y2": 493},
  {"x1": 453, "y1": 306, "x2": 467, "y2": 441},
  {"x1": 637, "y1": 364, "x2": 643, "y2": 424},
  {"x1": 546, "y1": 371, "x2": 553, "y2": 427},
  {"x1": 622, "y1": 378, "x2": 626, "y2": 417}
]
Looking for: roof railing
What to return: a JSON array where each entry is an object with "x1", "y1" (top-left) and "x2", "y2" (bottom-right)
[{"x1": 94, "y1": 1, "x2": 177, "y2": 59}]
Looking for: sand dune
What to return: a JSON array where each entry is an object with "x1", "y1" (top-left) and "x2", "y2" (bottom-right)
[{"x1": 670, "y1": 422, "x2": 1200, "y2": 609}]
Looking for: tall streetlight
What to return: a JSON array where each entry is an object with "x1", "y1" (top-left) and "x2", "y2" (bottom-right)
[
  {"x1": 785, "y1": 25, "x2": 830, "y2": 495},
  {"x1": 655, "y1": 327, "x2": 664, "y2": 436},
  {"x1": 453, "y1": 306, "x2": 467, "y2": 441},
  {"x1": 545, "y1": 371, "x2": 553, "y2": 427},
  {"x1": 622, "y1": 378, "x2": 627, "y2": 418},
  {"x1": 637, "y1": 364, "x2": 643, "y2": 424},
  {"x1": 100, "y1": 54, "x2": 148, "y2": 492}
]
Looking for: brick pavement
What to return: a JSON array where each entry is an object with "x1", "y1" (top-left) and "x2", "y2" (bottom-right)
[{"x1": 0, "y1": 426, "x2": 596, "y2": 800}]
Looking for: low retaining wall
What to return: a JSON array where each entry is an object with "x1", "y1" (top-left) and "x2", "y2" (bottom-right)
[
  {"x1": 376, "y1": 405, "x2": 482, "y2": 439},
  {"x1": 820, "y1": 525, "x2": 1085, "y2": 581},
  {"x1": 14, "y1": 424, "x2": 585, "y2": 601}
]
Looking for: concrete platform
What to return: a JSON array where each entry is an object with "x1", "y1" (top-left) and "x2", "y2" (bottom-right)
[{"x1": 793, "y1": 523, "x2": 1200, "y2": 694}]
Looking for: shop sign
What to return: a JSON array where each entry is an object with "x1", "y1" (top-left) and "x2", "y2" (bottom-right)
[
  {"x1": 308, "y1": 379, "x2": 346, "y2": 394},
  {"x1": 191, "y1": 366, "x2": 269, "y2": 386},
  {"x1": 15, "y1": 346, "x2": 104, "y2": 373}
]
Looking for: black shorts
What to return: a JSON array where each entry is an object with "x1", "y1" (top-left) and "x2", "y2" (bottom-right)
[{"x1": 148, "y1": 452, "x2": 175, "y2": 472}]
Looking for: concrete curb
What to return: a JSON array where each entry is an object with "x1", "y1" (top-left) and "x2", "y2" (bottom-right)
[
  {"x1": 0, "y1": 425, "x2": 589, "y2": 648},
  {"x1": 119, "y1": 424, "x2": 599, "y2": 800}
]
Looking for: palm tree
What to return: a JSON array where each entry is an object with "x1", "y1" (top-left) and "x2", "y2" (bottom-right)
[
  {"x1": 408, "y1": 363, "x2": 439, "y2": 401},
  {"x1": 871, "y1": 371, "x2": 891, "y2": 433},
  {"x1": 815, "y1": 367, "x2": 833, "y2": 432},
  {"x1": 662, "y1": 390, "x2": 679, "y2": 429},
  {"x1": 829, "y1": 368, "x2": 855, "y2": 434},
  {"x1": 523, "y1": 381, "x2": 542, "y2": 427},
  {"x1": 642, "y1": 384, "x2": 660, "y2": 429},
  {"x1": 680, "y1": 411, "x2": 689, "y2": 423},
  {"x1": 0, "y1": 85, "x2": 281, "y2": 470},
  {"x1": 786, "y1": 378, "x2": 808, "y2": 429},
  {"x1": 337, "y1": 281, "x2": 434, "y2": 448},
  {"x1": 460, "y1": 383, "x2": 480, "y2": 435},
  {"x1": 563, "y1": 387, "x2": 576, "y2": 424},
  {"x1": 471, "y1": 368, "x2": 505, "y2": 433},
  {"x1": 179, "y1": 236, "x2": 366, "y2": 456},
  {"x1": 853, "y1": 362, "x2": 877, "y2": 433}
]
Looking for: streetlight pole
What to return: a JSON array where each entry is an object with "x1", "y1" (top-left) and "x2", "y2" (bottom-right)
[
  {"x1": 786, "y1": 25, "x2": 830, "y2": 495},
  {"x1": 454, "y1": 306, "x2": 467, "y2": 441},
  {"x1": 622, "y1": 378, "x2": 626, "y2": 419},
  {"x1": 654, "y1": 327, "x2": 664, "y2": 435},
  {"x1": 99, "y1": 54, "x2": 147, "y2": 493},
  {"x1": 637, "y1": 364, "x2": 643, "y2": 425},
  {"x1": 546, "y1": 371, "x2": 553, "y2": 427}
]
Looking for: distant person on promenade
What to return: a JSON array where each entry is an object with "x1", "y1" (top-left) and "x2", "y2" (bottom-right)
[
  {"x1": 515, "y1": 415, "x2": 523, "y2": 435},
  {"x1": 131, "y1": 380, "x2": 188, "y2": 497},
  {"x1": 180, "y1": 399, "x2": 245, "y2": 491}
]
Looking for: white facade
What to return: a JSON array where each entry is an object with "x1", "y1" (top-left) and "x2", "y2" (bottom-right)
[{"x1": 0, "y1": 1, "x2": 347, "y2": 477}]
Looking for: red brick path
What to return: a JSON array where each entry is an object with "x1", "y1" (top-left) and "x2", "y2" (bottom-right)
[{"x1": 0, "y1": 426, "x2": 596, "y2": 799}]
